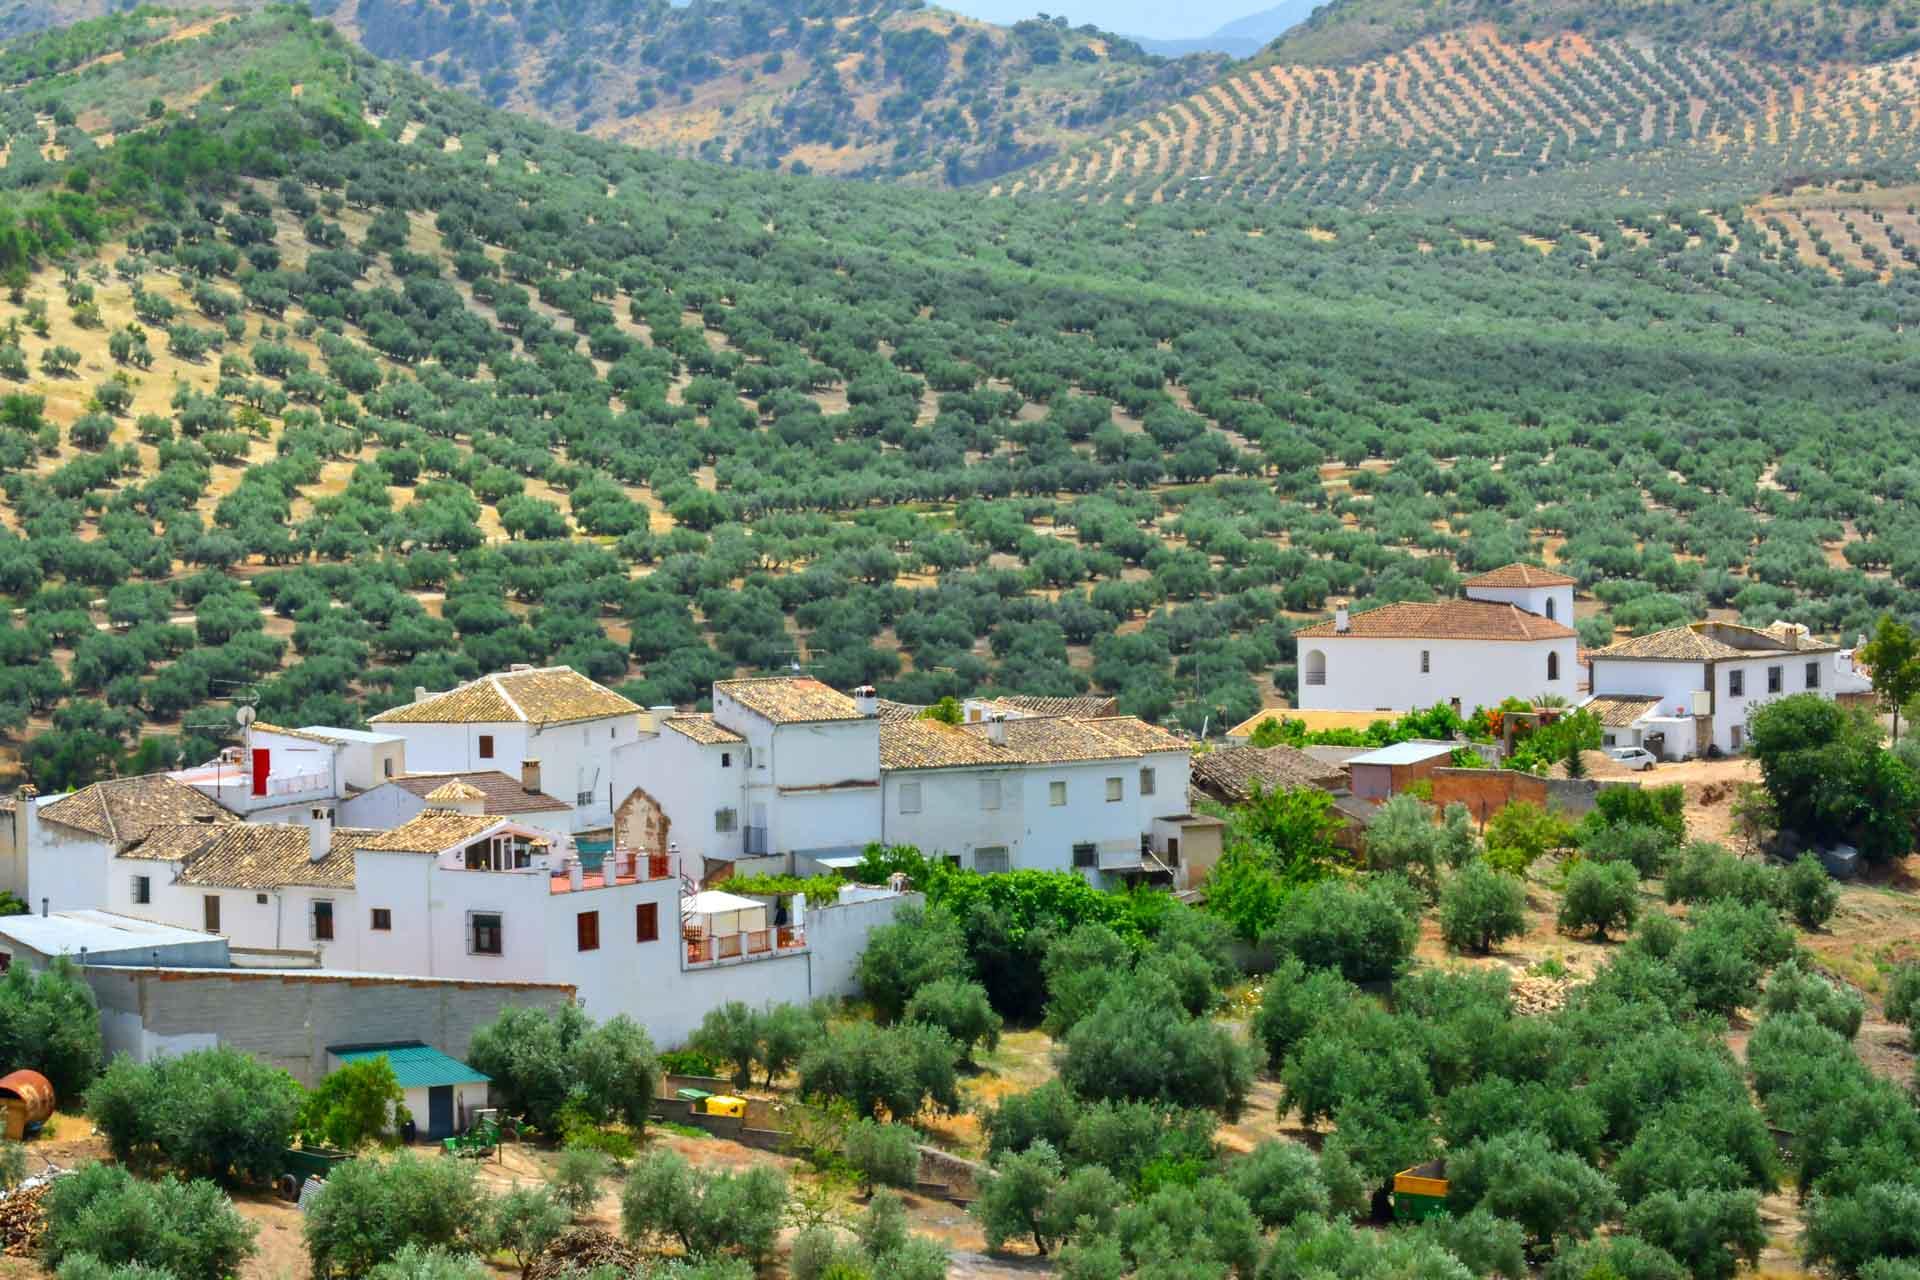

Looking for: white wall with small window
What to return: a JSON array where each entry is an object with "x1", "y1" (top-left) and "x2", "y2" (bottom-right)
[
  {"x1": 880, "y1": 765, "x2": 1024, "y2": 873},
  {"x1": 380, "y1": 715, "x2": 634, "y2": 833}
]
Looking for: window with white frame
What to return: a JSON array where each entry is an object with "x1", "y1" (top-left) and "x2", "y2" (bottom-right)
[
  {"x1": 1139, "y1": 767, "x2": 1156, "y2": 796},
  {"x1": 1728, "y1": 668, "x2": 1744, "y2": 697},
  {"x1": 1767, "y1": 665, "x2": 1783, "y2": 694},
  {"x1": 576, "y1": 790, "x2": 595, "y2": 808},
  {"x1": 1105, "y1": 777, "x2": 1124, "y2": 803},
  {"x1": 979, "y1": 778, "x2": 1001, "y2": 811},
  {"x1": 1049, "y1": 780, "x2": 1067, "y2": 807},
  {"x1": 899, "y1": 782, "x2": 922, "y2": 814}
]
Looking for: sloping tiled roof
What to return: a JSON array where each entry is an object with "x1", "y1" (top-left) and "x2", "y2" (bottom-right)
[
  {"x1": 875, "y1": 699, "x2": 929, "y2": 724},
  {"x1": 986, "y1": 694, "x2": 1120, "y2": 718},
  {"x1": 961, "y1": 717, "x2": 1143, "y2": 764},
  {"x1": 357, "y1": 810, "x2": 515, "y2": 854},
  {"x1": 423, "y1": 781, "x2": 486, "y2": 804},
  {"x1": 40, "y1": 776, "x2": 232, "y2": 846},
  {"x1": 1296, "y1": 600, "x2": 1576, "y2": 642},
  {"x1": 881, "y1": 719, "x2": 1015, "y2": 770},
  {"x1": 1463, "y1": 563, "x2": 1577, "y2": 588},
  {"x1": 663, "y1": 714, "x2": 746, "y2": 746},
  {"x1": 715, "y1": 677, "x2": 865, "y2": 724},
  {"x1": 389, "y1": 772, "x2": 570, "y2": 815},
  {"x1": 155, "y1": 823, "x2": 357, "y2": 891},
  {"x1": 1591, "y1": 621, "x2": 1842, "y2": 663},
  {"x1": 370, "y1": 667, "x2": 639, "y2": 726},
  {"x1": 1583, "y1": 694, "x2": 1663, "y2": 727},
  {"x1": 1193, "y1": 746, "x2": 1348, "y2": 803},
  {"x1": 1080, "y1": 717, "x2": 1189, "y2": 755}
]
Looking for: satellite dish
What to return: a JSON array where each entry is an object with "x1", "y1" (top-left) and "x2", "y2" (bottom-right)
[{"x1": 235, "y1": 705, "x2": 256, "y2": 728}]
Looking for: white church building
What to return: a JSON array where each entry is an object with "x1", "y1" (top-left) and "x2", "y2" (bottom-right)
[{"x1": 1294, "y1": 564, "x2": 1580, "y2": 714}]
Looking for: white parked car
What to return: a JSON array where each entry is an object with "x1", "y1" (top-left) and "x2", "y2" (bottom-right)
[{"x1": 1607, "y1": 746, "x2": 1658, "y2": 772}]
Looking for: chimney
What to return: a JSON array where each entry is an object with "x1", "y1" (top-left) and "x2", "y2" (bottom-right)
[
  {"x1": 853, "y1": 685, "x2": 878, "y2": 718},
  {"x1": 521, "y1": 759, "x2": 542, "y2": 795},
  {"x1": 986, "y1": 714, "x2": 1007, "y2": 747},
  {"x1": 645, "y1": 704, "x2": 674, "y2": 734},
  {"x1": 413, "y1": 686, "x2": 429, "y2": 704},
  {"x1": 1334, "y1": 602, "x2": 1351, "y2": 634},
  {"x1": 509, "y1": 663, "x2": 533, "y2": 673},
  {"x1": 308, "y1": 829, "x2": 326, "y2": 864},
  {"x1": 16, "y1": 785, "x2": 35, "y2": 861},
  {"x1": 568, "y1": 858, "x2": 585, "y2": 892}
]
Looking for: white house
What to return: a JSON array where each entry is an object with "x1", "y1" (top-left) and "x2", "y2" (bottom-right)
[
  {"x1": 877, "y1": 712, "x2": 1194, "y2": 883},
  {"x1": 8, "y1": 775, "x2": 233, "y2": 913},
  {"x1": 1585, "y1": 620, "x2": 1875, "y2": 759},
  {"x1": 339, "y1": 767, "x2": 574, "y2": 849},
  {"x1": 607, "y1": 712, "x2": 746, "y2": 867},
  {"x1": 369, "y1": 667, "x2": 645, "y2": 833},
  {"x1": 166, "y1": 725, "x2": 405, "y2": 842},
  {"x1": 1295, "y1": 563, "x2": 1580, "y2": 714}
]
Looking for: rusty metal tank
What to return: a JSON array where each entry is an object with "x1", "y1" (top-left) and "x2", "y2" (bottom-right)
[{"x1": 0, "y1": 1069, "x2": 54, "y2": 1139}]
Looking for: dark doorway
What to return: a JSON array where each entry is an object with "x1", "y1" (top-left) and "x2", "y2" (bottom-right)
[{"x1": 427, "y1": 1086, "x2": 454, "y2": 1140}]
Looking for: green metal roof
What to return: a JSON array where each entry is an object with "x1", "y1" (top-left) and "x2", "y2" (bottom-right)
[{"x1": 327, "y1": 1042, "x2": 490, "y2": 1088}]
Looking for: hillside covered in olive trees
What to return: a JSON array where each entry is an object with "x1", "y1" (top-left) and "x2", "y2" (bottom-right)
[{"x1": 0, "y1": 7, "x2": 1914, "y2": 789}]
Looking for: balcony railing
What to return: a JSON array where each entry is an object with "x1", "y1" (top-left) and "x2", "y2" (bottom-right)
[
  {"x1": 549, "y1": 850, "x2": 675, "y2": 894},
  {"x1": 684, "y1": 925, "x2": 806, "y2": 969}
]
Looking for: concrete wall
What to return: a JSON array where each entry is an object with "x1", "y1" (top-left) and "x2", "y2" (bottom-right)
[
  {"x1": 1429, "y1": 769, "x2": 1622, "y2": 823},
  {"x1": 82, "y1": 967, "x2": 574, "y2": 1086},
  {"x1": 1300, "y1": 634, "x2": 1579, "y2": 714}
]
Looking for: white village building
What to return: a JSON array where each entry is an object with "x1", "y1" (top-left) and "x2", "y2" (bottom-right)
[
  {"x1": 369, "y1": 666, "x2": 647, "y2": 833},
  {"x1": 1583, "y1": 620, "x2": 1874, "y2": 760},
  {"x1": 1294, "y1": 563, "x2": 1581, "y2": 714}
]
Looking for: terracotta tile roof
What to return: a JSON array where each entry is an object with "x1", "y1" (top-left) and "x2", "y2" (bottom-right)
[
  {"x1": 1463, "y1": 563, "x2": 1577, "y2": 588},
  {"x1": 1589, "y1": 621, "x2": 1837, "y2": 663},
  {"x1": 1583, "y1": 695, "x2": 1663, "y2": 728},
  {"x1": 1295, "y1": 601, "x2": 1576, "y2": 642},
  {"x1": 357, "y1": 810, "x2": 519, "y2": 854},
  {"x1": 1193, "y1": 746, "x2": 1348, "y2": 803},
  {"x1": 1080, "y1": 716, "x2": 1189, "y2": 755},
  {"x1": 663, "y1": 714, "x2": 746, "y2": 746},
  {"x1": 370, "y1": 667, "x2": 639, "y2": 726},
  {"x1": 40, "y1": 776, "x2": 233, "y2": 846},
  {"x1": 424, "y1": 781, "x2": 486, "y2": 804},
  {"x1": 875, "y1": 699, "x2": 929, "y2": 724},
  {"x1": 715, "y1": 677, "x2": 865, "y2": 724},
  {"x1": 961, "y1": 717, "x2": 1143, "y2": 764},
  {"x1": 985, "y1": 694, "x2": 1120, "y2": 718},
  {"x1": 881, "y1": 719, "x2": 1015, "y2": 770},
  {"x1": 388, "y1": 771, "x2": 570, "y2": 815},
  {"x1": 141, "y1": 823, "x2": 356, "y2": 891}
]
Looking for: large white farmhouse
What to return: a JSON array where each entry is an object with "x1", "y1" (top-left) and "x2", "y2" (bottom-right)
[
  {"x1": 1584, "y1": 620, "x2": 1874, "y2": 759},
  {"x1": 1294, "y1": 563, "x2": 1580, "y2": 714},
  {"x1": 369, "y1": 666, "x2": 646, "y2": 833}
]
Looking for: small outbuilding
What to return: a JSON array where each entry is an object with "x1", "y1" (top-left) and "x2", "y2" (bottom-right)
[
  {"x1": 326, "y1": 1042, "x2": 489, "y2": 1142},
  {"x1": 1347, "y1": 741, "x2": 1458, "y2": 805}
]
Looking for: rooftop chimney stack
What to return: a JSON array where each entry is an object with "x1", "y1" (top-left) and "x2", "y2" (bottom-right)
[
  {"x1": 308, "y1": 830, "x2": 326, "y2": 864},
  {"x1": 569, "y1": 858, "x2": 585, "y2": 892},
  {"x1": 986, "y1": 714, "x2": 1008, "y2": 747},
  {"x1": 414, "y1": 686, "x2": 429, "y2": 704},
  {"x1": 1334, "y1": 602, "x2": 1351, "y2": 634},
  {"x1": 853, "y1": 685, "x2": 878, "y2": 718},
  {"x1": 522, "y1": 759, "x2": 542, "y2": 795}
]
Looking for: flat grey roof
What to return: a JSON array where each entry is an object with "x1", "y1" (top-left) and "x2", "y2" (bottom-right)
[
  {"x1": 1348, "y1": 741, "x2": 1457, "y2": 766},
  {"x1": 299, "y1": 726, "x2": 404, "y2": 745},
  {"x1": 0, "y1": 911, "x2": 222, "y2": 955}
]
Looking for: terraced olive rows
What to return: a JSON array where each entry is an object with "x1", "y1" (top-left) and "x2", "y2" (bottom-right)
[{"x1": 1003, "y1": 28, "x2": 1920, "y2": 212}]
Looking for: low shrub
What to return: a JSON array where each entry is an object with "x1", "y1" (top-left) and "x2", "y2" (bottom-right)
[{"x1": 43, "y1": 1164, "x2": 255, "y2": 1280}]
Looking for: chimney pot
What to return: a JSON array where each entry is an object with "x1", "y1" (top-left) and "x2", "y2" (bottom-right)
[
  {"x1": 521, "y1": 759, "x2": 543, "y2": 795},
  {"x1": 568, "y1": 859, "x2": 585, "y2": 891},
  {"x1": 853, "y1": 685, "x2": 878, "y2": 717},
  {"x1": 413, "y1": 686, "x2": 428, "y2": 704},
  {"x1": 1334, "y1": 603, "x2": 1351, "y2": 634},
  {"x1": 308, "y1": 832, "x2": 325, "y2": 863},
  {"x1": 986, "y1": 714, "x2": 1007, "y2": 747}
]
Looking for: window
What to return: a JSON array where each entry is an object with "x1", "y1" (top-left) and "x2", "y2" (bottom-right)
[
  {"x1": 576, "y1": 790, "x2": 594, "y2": 808},
  {"x1": 1420, "y1": 649, "x2": 1431, "y2": 674},
  {"x1": 131, "y1": 875, "x2": 150, "y2": 905},
  {"x1": 203, "y1": 895, "x2": 221, "y2": 933},
  {"x1": 255, "y1": 893, "x2": 267, "y2": 905},
  {"x1": 1105, "y1": 776, "x2": 1124, "y2": 803},
  {"x1": 371, "y1": 908, "x2": 392, "y2": 932},
  {"x1": 470, "y1": 912, "x2": 503, "y2": 956},
  {"x1": 1545, "y1": 597, "x2": 1558, "y2": 621},
  {"x1": 1049, "y1": 780, "x2": 1067, "y2": 807},
  {"x1": 311, "y1": 900, "x2": 334, "y2": 942},
  {"x1": 1767, "y1": 666, "x2": 1783, "y2": 694},
  {"x1": 974, "y1": 846, "x2": 1010, "y2": 874},
  {"x1": 1304, "y1": 649, "x2": 1327, "y2": 686},
  {"x1": 1546, "y1": 652, "x2": 1561, "y2": 682},
  {"x1": 979, "y1": 778, "x2": 1001, "y2": 811},
  {"x1": 636, "y1": 902, "x2": 659, "y2": 943},
  {"x1": 721, "y1": 752, "x2": 731, "y2": 768},
  {"x1": 1140, "y1": 767, "x2": 1156, "y2": 796},
  {"x1": 1165, "y1": 838, "x2": 1181, "y2": 865},
  {"x1": 1728, "y1": 669, "x2": 1744, "y2": 697},
  {"x1": 312, "y1": 807, "x2": 334, "y2": 821},
  {"x1": 1072, "y1": 843, "x2": 1098, "y2": 868},
  {"x1": 715, "y1": 808, "x2": 738, "y2": 833},
  {"x1": 577, "y1": 910, "x2": 600, "y2": 952},
  {"x1": 899, "y1": 782, "x2": 922, "y2": 815},
  {"x1": 478, "y1": 734, "x2": 495, "y2": 760},
  {"x1": 1806, "y1": 661, "x2": 1821, "y2": 690}
]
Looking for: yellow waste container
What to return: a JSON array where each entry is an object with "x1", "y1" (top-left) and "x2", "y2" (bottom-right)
[{"x1": 703, "y1": 1095, "x2": 747, "y2": 1119}]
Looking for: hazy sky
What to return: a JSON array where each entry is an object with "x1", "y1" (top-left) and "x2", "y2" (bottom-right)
[{"x1": 938, "y1": 1, "x2": 1262, "y2": 39}]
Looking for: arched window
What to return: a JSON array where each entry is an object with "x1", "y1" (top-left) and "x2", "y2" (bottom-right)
[
  {"x1": 1545, "y1": 597, "x2": 1557, "y2": 621},
  {"x1": 1305, "y1": 649, "x2": 1327, "y2": 687},
  {"x1": 1547, "y1": 651, "x2": 1561, "y2": 682}
]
